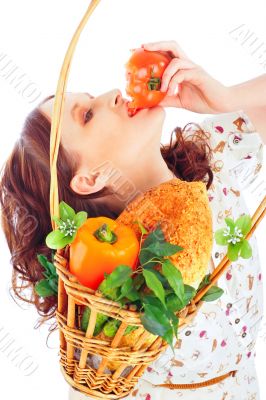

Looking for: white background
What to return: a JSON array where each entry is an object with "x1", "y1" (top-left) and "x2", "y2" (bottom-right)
[{"x1": 0, "y1": 0, "x2": 265, "y2": 399}]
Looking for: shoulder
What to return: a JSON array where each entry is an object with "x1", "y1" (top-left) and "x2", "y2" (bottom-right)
[{"x1": 199, "y1": 110, "x2": 264, "y2": 176}]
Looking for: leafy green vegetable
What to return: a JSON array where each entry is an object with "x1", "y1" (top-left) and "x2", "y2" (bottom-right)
[{"x1": 35, "y1": 253, "x2": 58, "y2": 297}]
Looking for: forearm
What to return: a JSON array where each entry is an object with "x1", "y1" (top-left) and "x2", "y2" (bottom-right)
[
  {"x1": 224, "y1": 74, "x2": 266, "y2": 144},
  {"x1": 226, "y1": 74, "x2": 266, "y2": 111}
]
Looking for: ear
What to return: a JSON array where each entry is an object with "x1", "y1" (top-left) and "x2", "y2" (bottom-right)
[{"x1": 70, "y1": 172, "x2": 106, "y2": 195}]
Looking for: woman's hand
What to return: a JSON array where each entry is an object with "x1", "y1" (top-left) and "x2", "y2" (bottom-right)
[{"x1": 141, "y1": 40, "x2": 230, "y2": 114}]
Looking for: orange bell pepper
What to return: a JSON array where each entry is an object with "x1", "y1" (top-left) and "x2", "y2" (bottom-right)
[{"x1": 69, "y1": 217, "x2": 139, "y2": 290}]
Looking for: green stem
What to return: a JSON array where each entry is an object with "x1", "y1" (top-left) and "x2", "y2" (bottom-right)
[
  {"x1": 93, "y1": 223, "x2": 118, "y2": 244},
  {"x1": 147, "y1": 66, "x2": 161, "y2": 91},
  {"x1": 141, "y1": 257, "x2": 163, "y2": 267}
]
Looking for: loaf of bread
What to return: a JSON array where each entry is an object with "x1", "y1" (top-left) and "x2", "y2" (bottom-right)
[{"x1": 117, "y1": 178, "x2": 213, "y2": 288}]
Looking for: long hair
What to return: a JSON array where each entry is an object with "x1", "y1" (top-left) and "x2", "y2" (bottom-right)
[{"x1": 0, "y1": 100, "x2": 213, "y2": 328}]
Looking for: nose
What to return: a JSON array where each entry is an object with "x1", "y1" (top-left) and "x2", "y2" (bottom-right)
[{"x1": 110, "y1": 89, "x2": 123, "y2": 107}]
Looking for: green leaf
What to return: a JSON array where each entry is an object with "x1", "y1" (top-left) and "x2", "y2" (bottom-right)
[
  {"x1": 201, "y1": 286, "x2": 224, "y2": 302},
  {"x1": 133, "y1": 220, "x2": 148, "y2": 235},
  {"x1": 163, "y1": 326, "x2": 175, "y2": 352},
  {"x1": 117, "y1": 278, "x2": 140, "y2": 302},
  {"x1": 45, "y1": 229, "x2": 76, "y2": 249},
  {"x1": 74, "y1": 211, "x2": 88, "y2": 228},
  {"x1": 142, "y1": 224, "x2": 165, "y2": 247},
  {"x1": 143, "y1": 266, "x2": 169, "y2": 287},
  {"x1": 59, "y1": 201, "x2": 76, "y2": 221},
  {"x1": 140, "y1": 304, "x2": 172, "y2": 338},
  {"x1": 35, "y1": 279, "x2": 56, "y2": 297},
  {"x1": 37, "y1": 254, "x2": 57, "y2": 277},
  {"x1": 142, "y1": 295, "x2": 178, "y2": 346},
  {"x1": 214, "y1": 228, "x2": 229, "y2": 246},
  {"x1": 196, "y1": 274, "x2": 211, "y2": 293},
  {"x1": 227, "y1": 242, "x2": 242, "y2": 261},
  {"x1": 184, "y1": 284, "x2": 196, "y2": 305},
  {"x1": 48, "y1": 277, "x2": 58, "y2": 294},
  {"x1": 143, "y1": 269, "x2": 166, "y2": 307},
  {"x1": 224, "y1": 217, "x2": 235, "y2": 234},
  {"x1": 235, "y1": 214, "x2": 252, "y2": 236},
  {"x1": 132, "y1": 273, "x2": 145, "y2": 291},
  {"x1": 51, "y1": 215, "x2": 62, "y2": 227},
  {"x1": 166, "y1": 293, "x2": 184, "y2": 313},
  {"x1": 143, "y1": 241, "x2": 183, "y2": 257},
  {"x1": 98, "y1": 280, "x2": 121, "y2": 301},
  {"x1": 103, "y1": 265, "x2": 133, "y2": 289},
  {"x1": 167, "y1": 310, "x2": 179, "y2": 333},
  {"x1": 239, "y1": 239, "x2": 252, "y2": 259},
  {"x1": 162, "y1": 259, "x2": 185, "y2": 303},
  {"x1": 139, "y1": 225, "x2": 165, "y2": 266}
]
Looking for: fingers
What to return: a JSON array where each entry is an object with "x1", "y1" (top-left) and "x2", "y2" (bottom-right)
[
  {"x1": 160, "y1": 58, "x2": 196, "y2": 92},
  {"x1": 142, "y1": 40, "x2": 190, "y2": 60},
  {"x1": 167, "y1": 68, "x2": 204, "y2": 95}
]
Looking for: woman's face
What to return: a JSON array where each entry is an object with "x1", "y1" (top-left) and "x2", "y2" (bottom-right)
[{"x1": 39, "y1": 89, "x2": 173, "y2": 212}]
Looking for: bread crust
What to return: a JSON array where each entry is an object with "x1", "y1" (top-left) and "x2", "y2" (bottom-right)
[{"x1": 117, "y1": 178, "x2": 213, "y2": 287}]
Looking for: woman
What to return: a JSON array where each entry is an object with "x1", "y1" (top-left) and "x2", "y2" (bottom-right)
[{"x1": 0, "y1": 40, "x2": 265, "y2": 399}]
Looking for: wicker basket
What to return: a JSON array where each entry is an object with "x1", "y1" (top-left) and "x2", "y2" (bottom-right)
[
  {"x1": 48, "y1": 1, "x2": 266, "y2": 398},
  {"x1": 53, "y1": 245, "x2": 204, "y2": 399}
]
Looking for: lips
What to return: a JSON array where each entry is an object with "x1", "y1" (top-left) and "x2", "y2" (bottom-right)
[{"x1": 125, "y1": 101, "x2": 141, "y2": 117}]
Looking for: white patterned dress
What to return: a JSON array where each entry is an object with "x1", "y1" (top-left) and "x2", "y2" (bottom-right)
[{"x1": 69, "y1": 110, "x2": 265, "y2": 400}]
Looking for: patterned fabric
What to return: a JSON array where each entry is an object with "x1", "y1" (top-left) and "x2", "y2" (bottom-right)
[{"x1": 123, "y1": 110, "x2": 264, "y2": 400}]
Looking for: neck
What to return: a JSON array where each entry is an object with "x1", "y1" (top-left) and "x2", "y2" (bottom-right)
[{"x1": 111, "y1": 154, "x2": 175, "y2": 215}]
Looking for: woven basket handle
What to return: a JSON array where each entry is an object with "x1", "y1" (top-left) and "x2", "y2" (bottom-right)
[
  {"x1": 49, "y1": 1, "x2": 101, "y2": 344},
  {"x1": 49, "y1": 0, "x2": 101, "y2": 230}
]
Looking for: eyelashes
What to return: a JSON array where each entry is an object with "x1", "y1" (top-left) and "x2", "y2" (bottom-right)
[{"x1": 84, "y1": 109, "x2": 93, "y2": 124}]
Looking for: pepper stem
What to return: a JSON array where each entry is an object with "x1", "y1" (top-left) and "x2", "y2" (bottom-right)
[{"x1": 93, "y1": 223, "x2": 118, "y2": 244}]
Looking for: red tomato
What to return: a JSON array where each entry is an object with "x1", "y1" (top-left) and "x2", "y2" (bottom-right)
[{"x1": 124, "y1": 48, "x2": 172, "y2": 116}]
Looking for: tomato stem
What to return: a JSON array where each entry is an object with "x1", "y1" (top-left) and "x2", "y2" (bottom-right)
[
  {"x1": 93, "y1": 223, "x2": 118, "y2": 244},
  {"x1": 147, "y1": 66, "x2": 161, "y2": 91}
]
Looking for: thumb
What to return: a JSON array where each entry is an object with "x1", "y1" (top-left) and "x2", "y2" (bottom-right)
[{"x1": 158, "y1": 93, "x2": 182, "y2": 108}]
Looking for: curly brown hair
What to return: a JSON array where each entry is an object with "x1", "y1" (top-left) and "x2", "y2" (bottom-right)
[{"x1": 0, "y1": 97, "x2": 213, "y2": 329}]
